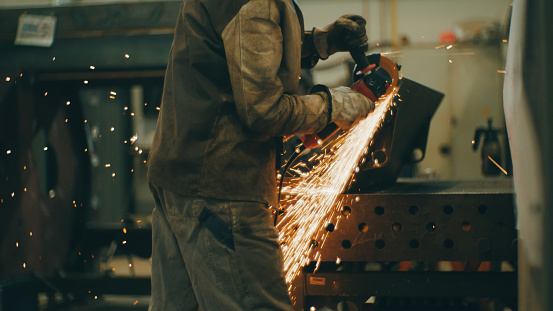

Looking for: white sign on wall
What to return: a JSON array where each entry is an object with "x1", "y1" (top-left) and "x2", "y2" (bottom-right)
[{"x1": 14, "y1": 14, "x2": 57, "y2": 47}]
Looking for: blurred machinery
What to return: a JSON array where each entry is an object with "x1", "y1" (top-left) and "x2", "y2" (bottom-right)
[
  {"x1": 0, "y1": 2, "x2": 516, "y2": 311},
  {"x1": 472, "y1": 118, "x2": 507, "y2": 176},
  {"x1": 0, "y1": 3, "x2": 174, "y2": 310}
]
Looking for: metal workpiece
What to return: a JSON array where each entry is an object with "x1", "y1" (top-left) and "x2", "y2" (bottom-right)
[
  {"x1": 315, "y1": 179, "x2": 516, "y2": 262},
  {"x1": 349, "y1": 78, "x2": 444, "y2": 190}
]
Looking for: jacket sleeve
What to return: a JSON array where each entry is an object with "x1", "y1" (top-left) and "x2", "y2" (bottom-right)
[
  {"x1": 301, "y1": 30, "x2": 320, "y2": 69},
  {"x1": 222, "y1": 0, "x2": 329, "y2": 137}
]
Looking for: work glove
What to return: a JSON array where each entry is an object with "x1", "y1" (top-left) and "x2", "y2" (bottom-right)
[
  {"x1": 329, "y1": 87, "x2": 375, "y2": 130},
  {"x1": 313, "y1": 14, "x2": 368, "y2": 59}
]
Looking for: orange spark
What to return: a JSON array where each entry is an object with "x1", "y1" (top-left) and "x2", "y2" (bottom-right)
[
  {"x1": 488, "y1": 156, "x2": 508, "y2": 175},
  {"x1": 278, "y1": 91, "x2": 397, "y2": 284}
]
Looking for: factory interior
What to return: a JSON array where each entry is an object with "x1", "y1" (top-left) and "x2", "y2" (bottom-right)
[{"x1": 0, "y1": 0, "x2": 552, "y2": 310}]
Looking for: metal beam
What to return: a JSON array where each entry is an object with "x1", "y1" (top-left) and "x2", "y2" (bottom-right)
[{"x1": 302, "y1": 271, "x2": 517, "y2": 298}]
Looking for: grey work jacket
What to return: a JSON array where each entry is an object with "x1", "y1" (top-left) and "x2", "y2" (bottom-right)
[{"x1": 147, "y1": 0, "x2": 331, "y2": 207}]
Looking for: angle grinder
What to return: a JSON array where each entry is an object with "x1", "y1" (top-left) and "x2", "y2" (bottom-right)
[{"x1": 300, "y1": 50, "x2": 400, "y2": 149}]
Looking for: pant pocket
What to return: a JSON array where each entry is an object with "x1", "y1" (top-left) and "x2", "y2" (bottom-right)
[
  {"x1": 198, "y1": 203, "x2": 245, "y2": 294},
  {"x1": 198, "y1": 207, "x2": 235, "y2": 251}
]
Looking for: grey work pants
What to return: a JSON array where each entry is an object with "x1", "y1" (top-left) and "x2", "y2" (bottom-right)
[{"x1": 149, "y1": 183, "x2": 292, "y2": 311}]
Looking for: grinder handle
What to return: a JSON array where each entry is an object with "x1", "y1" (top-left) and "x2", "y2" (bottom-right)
[{"x1": 350, "y1": 47, "x2": 370, "y2": 72}]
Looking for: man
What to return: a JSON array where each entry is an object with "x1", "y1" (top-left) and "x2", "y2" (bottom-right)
[{"x1": 147, "y1": 0, "x2": 374, "y2": 309}]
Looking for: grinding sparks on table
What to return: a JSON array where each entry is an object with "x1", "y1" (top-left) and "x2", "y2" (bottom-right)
[{"x1": 277, "y1": 90, "x2": 397, "y2": 284}]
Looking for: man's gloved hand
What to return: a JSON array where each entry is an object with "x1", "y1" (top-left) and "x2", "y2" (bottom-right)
[
  {"x1": 329, "y1": 87, "x2": 374, "y2": 131},
  {"x1": 313, "y1": 15, "x2": 368, "y2": 59}
]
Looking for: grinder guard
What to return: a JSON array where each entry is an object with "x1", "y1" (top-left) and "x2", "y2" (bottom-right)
[{"x1": 347, "y1": 78, "x2": 444, "y2": 193}]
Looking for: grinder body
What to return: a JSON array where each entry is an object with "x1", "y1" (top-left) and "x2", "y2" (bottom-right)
[{"x1": 300, "y1": 52, "x2": 399, "y2": 149}]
